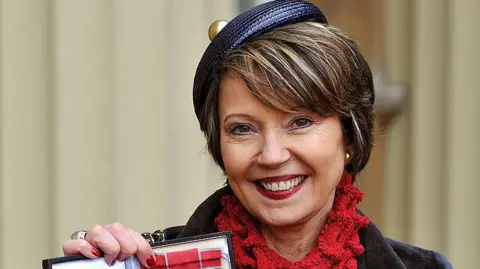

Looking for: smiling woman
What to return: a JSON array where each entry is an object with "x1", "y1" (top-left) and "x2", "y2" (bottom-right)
[
  {"x1": 219, "y1": 72, "x2": 347, "y2": 223},
  {"x1": 217, "y1": 73, "x2": 351, "y2": 261},
  {"x1": 61, "y1": 1, "x2": 452, "y2": 268},
  {"x1": 205, "y1": 19, "x2": 373, "y2": 265}
]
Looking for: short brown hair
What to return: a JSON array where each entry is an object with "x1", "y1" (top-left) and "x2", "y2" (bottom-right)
[{"x1": 199, "y1": 22, "x2": 376, "y2": 176}]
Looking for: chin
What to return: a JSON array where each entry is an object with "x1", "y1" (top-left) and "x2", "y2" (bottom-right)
[{"x1": 255, "y1": 206, "x2": 312, "y2": 228}]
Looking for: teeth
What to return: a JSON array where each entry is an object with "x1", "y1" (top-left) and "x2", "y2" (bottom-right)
[
  {"x1": 260, "y1": 176, "x2": 305, "y2": 192},
  {"x1": 272, "y1": 182, "x2": 279, "y2": 191}
]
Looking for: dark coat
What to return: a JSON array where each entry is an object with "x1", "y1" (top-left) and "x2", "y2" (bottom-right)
[{"x1": 163, "y1": 187, "x2": 453, "y2": 269}]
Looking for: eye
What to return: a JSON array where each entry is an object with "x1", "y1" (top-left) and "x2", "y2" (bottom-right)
[
  {"x1": 290, "y1": 117, "x2": 314, "y2": 129},
  {"x1": 230, "y1": 124, "x2": 253, "y2": 135}
]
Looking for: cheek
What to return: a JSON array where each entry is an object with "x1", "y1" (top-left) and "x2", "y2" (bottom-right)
[
  {"x1": 220, "y1": 139, "x2": 255, "y2": 179},
  {"x1": 298, "y1": 135, "x2": 343, "y2": 162},
  {"x1": 291, "y1": 130, "x2": 345, "y2": 178}
]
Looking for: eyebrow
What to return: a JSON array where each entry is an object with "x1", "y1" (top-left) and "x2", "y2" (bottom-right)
[{"x1": 223, "y1": 113, "x2": 257, "y2": 123}]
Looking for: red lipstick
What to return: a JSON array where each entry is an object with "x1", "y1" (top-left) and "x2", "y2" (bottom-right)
[{"x1": 255, "y1": 175, "x2": 307, "y2": 200}]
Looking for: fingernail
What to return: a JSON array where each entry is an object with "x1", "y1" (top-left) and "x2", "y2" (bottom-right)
[
  {"x1": 91, "y1": 248, "x2": 100, "y2": 257},
  {"x1": 110, "y1": 259, "x2": 117, "y2": 266},
  {"x1": 147, "y1": 255, "x2": 156, "y2": 267}
]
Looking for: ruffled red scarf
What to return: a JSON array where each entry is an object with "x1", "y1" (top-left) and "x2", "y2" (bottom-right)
[{"x1": 215, "y1": 172, "x2": 369, "y2": 269}]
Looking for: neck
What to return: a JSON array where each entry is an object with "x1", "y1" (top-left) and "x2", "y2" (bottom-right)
[{"x1": 261, "y1": 191, "x2": 335, "y2": 262}]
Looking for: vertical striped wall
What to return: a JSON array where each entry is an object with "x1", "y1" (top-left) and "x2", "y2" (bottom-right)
[
  {"x1": 384, "y1": 0, "x2": 480, "y2": 268},
  {"x1": 0, "y1": 1, "x2": 235, "y2": 268}
]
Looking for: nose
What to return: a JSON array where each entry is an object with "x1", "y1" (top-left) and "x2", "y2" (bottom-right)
[{"x1": 256, "y1": 132, "x2": 291, "y2": 168}]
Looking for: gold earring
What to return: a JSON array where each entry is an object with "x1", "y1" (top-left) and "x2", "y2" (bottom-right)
[{"x1": 345, "y1": 152, "x2": 351, "y2": 161}]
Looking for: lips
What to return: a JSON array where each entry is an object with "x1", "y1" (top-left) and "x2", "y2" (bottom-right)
[
  {"x1": 260, "y1": 176, "x2": 305, "y2": 191},
  {"x1": 254, "y1": 175, "x2": 308, "y2": 200}
]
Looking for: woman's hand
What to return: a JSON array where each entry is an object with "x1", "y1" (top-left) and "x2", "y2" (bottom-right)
[{"x1": 62, "y1": 223, "x2": 156, "y2": 267}]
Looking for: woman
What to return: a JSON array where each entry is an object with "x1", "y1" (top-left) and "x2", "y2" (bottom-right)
[{"x1": 62, "y1": 1, "x2": 452, "y2": 268}]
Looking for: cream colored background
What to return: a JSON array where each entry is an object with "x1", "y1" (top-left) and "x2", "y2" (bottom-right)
[
  {"x1": 382, "y1": 2, "x2": 480, "y2": 269},
  {"x1": 0, "y1": 0, "x2": 478, "y2": 268},
  {"x1": 0, "y1": 1, "x2": 234, "y2": 268}
]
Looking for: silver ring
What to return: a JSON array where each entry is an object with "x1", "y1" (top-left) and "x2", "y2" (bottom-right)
[{"x1": 71, "y1": 230, "x2": 88, "y2": 240}]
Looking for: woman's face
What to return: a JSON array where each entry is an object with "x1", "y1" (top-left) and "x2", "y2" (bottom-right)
[{"x1": 219, "y1": 74, "x2": 347, "y2": 228}]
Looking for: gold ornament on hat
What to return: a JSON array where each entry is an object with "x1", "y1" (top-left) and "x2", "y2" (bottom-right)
[{"x1": 208, "y1": 20, "x2": 228, "y2": 41}]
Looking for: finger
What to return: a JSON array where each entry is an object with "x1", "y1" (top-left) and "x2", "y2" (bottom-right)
[
  {"x1": 62, "y1": 239, "x2": 101, "y2": 259},
  {"x1": 104, "y1": 223, "x2": 138, "y2": 263},
  {"x1": 129, "y1": 229, "x2": 155, "y2": 268},
  {"x1": 86, "y1": 224, "x2": 121, "y2": 266}
]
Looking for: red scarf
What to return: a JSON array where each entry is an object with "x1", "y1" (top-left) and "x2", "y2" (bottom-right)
[{"x1": 215, "y1": 172, "x2": 369, "y2": 268}]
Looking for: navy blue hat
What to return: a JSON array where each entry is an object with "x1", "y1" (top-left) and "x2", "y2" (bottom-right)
[{"x1": 192, "y1": 0, "x2": 328, "y2": 120}]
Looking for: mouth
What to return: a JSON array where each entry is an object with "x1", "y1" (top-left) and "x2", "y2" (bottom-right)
[
  {"x1": 256, "y1": 175, "x2": 307, "y2": 191},
  {"x1": 254, "y1": 175, "x2": 308, "y2": 200}
]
